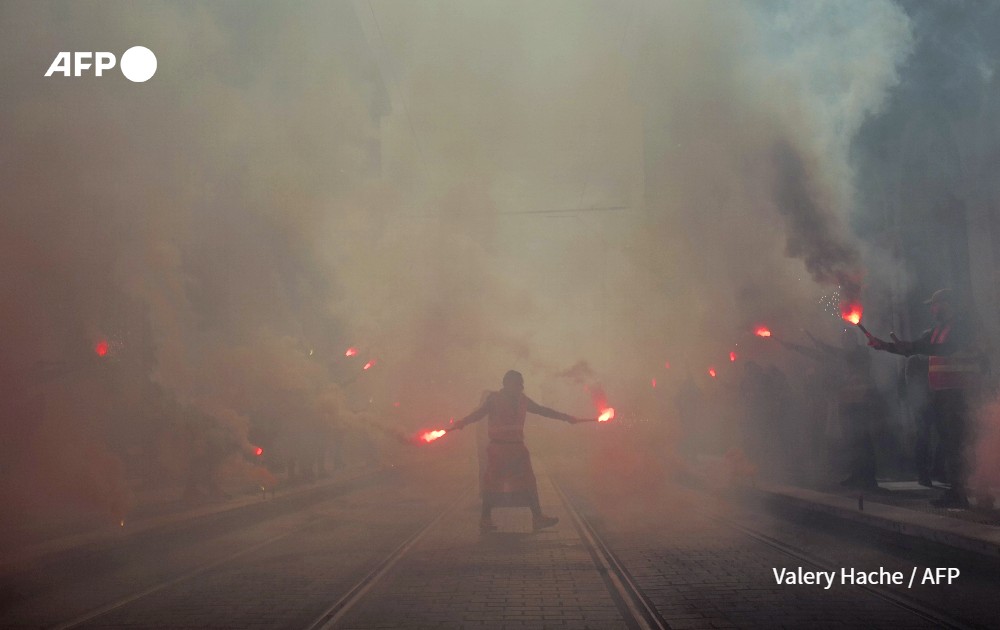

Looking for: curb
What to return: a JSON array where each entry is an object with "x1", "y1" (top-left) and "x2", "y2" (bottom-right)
[{"x1": 752, "y1": 484, "x2": 1000, "y2": 560}]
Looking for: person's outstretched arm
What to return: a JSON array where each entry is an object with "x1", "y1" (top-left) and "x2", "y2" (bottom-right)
[
  {"x1": 453, "y1": 395, "x2": 491, "y2": 430},
  {"x1": 525, "y1": 396, "x2": 580, "y2": 423},
  {"x1": 869, "y1": 329, "x2": 933, "y2": 356}
]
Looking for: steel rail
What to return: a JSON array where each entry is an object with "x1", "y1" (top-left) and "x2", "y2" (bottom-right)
[
  {"x1": 50, "y1": 467, "x2": 399, "y2": 629},
  {"x1": 304, "y1": 487, "x2": 471, "y2": 630},
  {"x1": 551, "y1": 478, "x2": 669, "y2": 630},
  {"x1": 707, "y1": 506, "x2": 975, "y2": 630}
]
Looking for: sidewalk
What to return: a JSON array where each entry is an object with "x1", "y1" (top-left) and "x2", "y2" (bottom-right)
[{"x1": 749, "y1": 478, "x2": 1000, "y2": 560}]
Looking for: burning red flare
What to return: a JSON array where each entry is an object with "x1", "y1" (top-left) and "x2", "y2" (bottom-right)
[
  {"x1": 841, "y1": 302, "x2": 863, "y2": 325},
  {"x1": 664, "y1": 361, "x2": 671, "y2": 369},
  {"x1": 420, "y1": 429, "x2": 447, "y2": 443},
  {"x1": 651, "y1": 378, "x2": 657, "y2": 388},
  {"x1": 729, "y1": 351, "x2": 737, "y2": 362},
  {"x1": 754, "y1": 326, "x2": 772, "y2": 338},
  {"x1": 94, "y1": 340, "x2": 109, "y2": 357},
  {"x1": 598, "y1": 407, "x2": 615, "y2": 422},
  {"x1": 363, "y1": 359, "x2": 376, "y2": 370},
  {"x1": 345, "y1": 347, "x2": 358, "y2": 357},
  {"x1": 254, "y1": 446, "x2": 263, "y2": 456},
  {"x1": 708, "y1": 368, "x2": 717, "y2": 378}
]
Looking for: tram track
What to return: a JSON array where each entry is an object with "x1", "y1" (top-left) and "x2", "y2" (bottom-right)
[
  {"x1": 551, "y1": 475, "x2": 977, "y2": 630},
  {"x1": 709, "y1": 507, "x2": 975, "y2": 630},
  {"x1": 34, "y1": 464, "x2": 985, "y2": 629},
  {"x1": 551, "y1": 478, "x2": 669, "y2": 630},
  {"x1": 37, "y1": 465, "x2": 467, "y2": 630},
  {"x1": 304, "y1": 488, "x2": 470, "y2": 630}
]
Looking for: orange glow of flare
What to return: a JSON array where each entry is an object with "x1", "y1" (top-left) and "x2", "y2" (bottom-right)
[
  {"x1": 729, "y1": 351, "x2": 737, "y2": 362},
  {"x1": 94, "y1": 340, "x2": 109, "y2": 357},
  {"x1": 841, "y1": 303, "x2": 863, "y2": 325},
  {"x1": 598, "y1": 407, "x2": 615, "y2": 422},
  {"x1": 420, "y1": 429, "x2": 447, "y2": 443},
  {"x1": 345, "y1": 347, "x2": 358, "y2": 357},
  {"x1": 708, "y1": 368, "x2": 717, "y2": 378},
  {"x1": 363, "y1": 359, "x2": 376, "y2": 370},
  {"x1": 754, "y1": 326, "x2": 772, "y2": 338}
]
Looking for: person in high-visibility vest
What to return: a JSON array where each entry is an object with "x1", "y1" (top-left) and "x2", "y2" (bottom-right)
[
  {"x1": 453, "y1": 370, "x2": 589, "y2": 532},
  {"x1": 867, "y1": 289, "x2": 985, "y2": 508}
]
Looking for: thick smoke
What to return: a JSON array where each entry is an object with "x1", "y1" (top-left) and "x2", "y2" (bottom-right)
[{"x1": 10, "y1": 0, "x2": 1000, "y2": 544}]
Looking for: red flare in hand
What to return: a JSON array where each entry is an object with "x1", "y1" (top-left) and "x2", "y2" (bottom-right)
[
  {"x1": 363, "y1": 359, "x2": 376, "y2": 370},
  {"x1": 94, "y1": 340, "x2": 109, "y2": 357},
  {"x1": 754, "y1": 326, "x2": 772, "y2": 338},
  {"x1": 420, "y1": 429, "x2": 447, "y2": 443},
  {"x1": 598, "y1": 407, "x2": 615, "y2": 422},
  {"x1": 345, "y1": 347, "x2": 358, "y2": 357},
  {"x1": 841, "y1": 302, "x2": 863, "y2": 325}
]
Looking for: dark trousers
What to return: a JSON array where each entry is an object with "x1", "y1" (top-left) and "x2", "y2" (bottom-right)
[
  {"x1": 914, "y1": 401, "x2": 936, "y2": 482},
  {"x1": 929, "y1": 390, "x2": 969, "y2": 494}
]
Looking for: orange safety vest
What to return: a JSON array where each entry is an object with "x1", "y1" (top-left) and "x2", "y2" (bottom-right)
[{"x1": 928, "y1": 354, "x2": 982, "y2": 391}]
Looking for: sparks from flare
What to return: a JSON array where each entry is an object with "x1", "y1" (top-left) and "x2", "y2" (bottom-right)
[
  {"x1": 598, "y1": 407, "x2": 615, "y2": 422},
  {"x1": 345, "y1": 347, "x2": 358, "y2": 357},
  {"x1": 420, "y1": 429, "x2": 447, "y2": 443}
]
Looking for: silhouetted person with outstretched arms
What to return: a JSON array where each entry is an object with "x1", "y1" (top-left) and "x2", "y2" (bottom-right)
[{"x1": 452, "y1": 370, "x2": 591, "y2": 532}]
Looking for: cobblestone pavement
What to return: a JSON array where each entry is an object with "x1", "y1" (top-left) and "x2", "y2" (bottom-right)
[
  {"x1": 552, "y1": 461, "x2": 997, "y2": 630},
  {"x1": 0, "y1": 459, "x2": 467, "y2": 629},
  {"x1": 7, "y1": 450, "x2": 998, "y2": 629},
  {"x1": 335, "y1": 473, "x2": 629, "y2": 630}
]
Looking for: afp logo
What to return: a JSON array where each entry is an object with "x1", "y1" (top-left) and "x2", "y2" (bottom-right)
[{"x1": 45, "y1": 46, "x2": 157, "y2": 82}]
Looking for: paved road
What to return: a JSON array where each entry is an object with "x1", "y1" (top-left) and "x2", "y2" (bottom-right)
[{"x1": 3, "y1": 452, "x2": 997, "y2": 629}]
